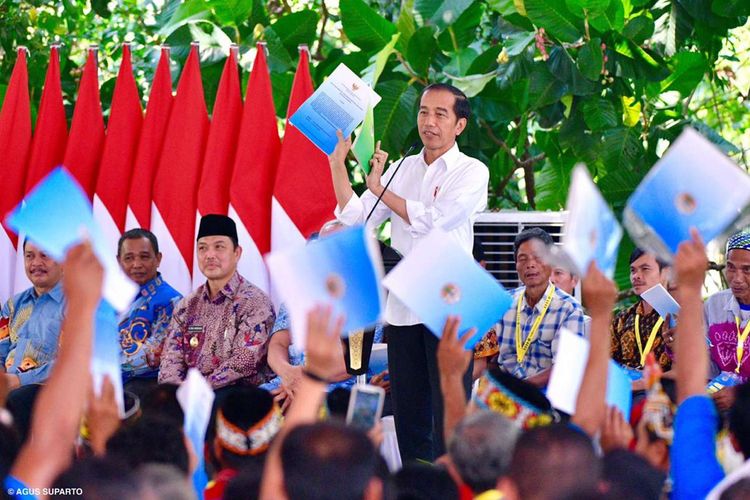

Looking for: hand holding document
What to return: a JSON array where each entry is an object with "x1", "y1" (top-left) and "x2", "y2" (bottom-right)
[
  {"x1": 547, "y1": 329, "x2": 633, "y2": 418},
  {"x1": 290, "y1": 64, "x2": 381, "y2": 155},
  {"x1": 540, "y1": 165, "x2": 623, "y2": 278},
  {"x1": 91, "y1": 301, "x2": 126, "y2": 415},
  {"x1": 177, "y1": 369, "x2": 215, "y2": 496},
  {"x1": 5, "y1": 167, "x2": 137, "y2": 311},
  {"x1": 266, "y1": 225, "x2": 384, "y2": 351},
  {"x1": 624, "y1": 127, "x2": 750, "y2": 262},
  {"x1": 382, "y1": 228, "x2": 513, "y2": 350},
  {"x1": 640, "y1": 284, "x2": 680, "y2": 318}
]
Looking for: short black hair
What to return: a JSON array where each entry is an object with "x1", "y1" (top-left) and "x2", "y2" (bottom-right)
[
  {"x1": 730, "y1": 382, "x2": 750, "y2": 458},
  {"x1": 106, "y1": 416, "x2": 190, "y2": 474},
  {"x1": 513, "y1": 227, "x2": 553, "y2": 260},
  {"x1": 281, "y1": 422, "x2": 378, "y2": 500},
  {"x1": 117, "y1": 228, "x2": 160, "y2": 257},
  {"x1": 140, "y1": 384, "x2": 184, "y2": 426},
  {"x1": 216, "y1": 386, "x2": 277, "y2": 469},
  {"x1": 385, "y1": 463, "x2": 458, "y2": 500},
  {"x1": 629, "y1": 248, "x2": 669, "y2": 271},
  {"x1": 421, "y1": 83, "x2": 470, "y2": 121},
  {"x1": 52, "y1": 457, "x2": 143, "y2": 500}
]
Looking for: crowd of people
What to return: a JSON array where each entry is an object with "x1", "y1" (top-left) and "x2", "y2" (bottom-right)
[{"x1": 0, "y1": 82, "x2": 748, "y2": 500}]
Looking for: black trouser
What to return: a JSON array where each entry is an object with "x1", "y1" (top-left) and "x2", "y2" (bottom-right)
[
  {"x1": 6, "y1": 383, "x2": 42, "y2": 444},
  {"x1": 386, "y1": 324, "x2": 473, "y2": 463}
]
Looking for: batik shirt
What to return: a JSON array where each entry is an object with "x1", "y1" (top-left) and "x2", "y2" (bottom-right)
[
  {"x1": 120, "y1": 274, "x2": 181, "y2": 380},
  {"x1": 158, "y1": 272, "x2": 275, "y2": 389},
  {"x1": 610, "y1": 300, "x2": 672, "y2": 371},
  {"x1": 0, "y1": 282, "x2": 65, "y2": 385},
  {"x1": 496, "y1": 283, "x2": 585, "y2": 380},
  {"x1": 704, "y1": 289, "x2": 750, "y2": 381}
]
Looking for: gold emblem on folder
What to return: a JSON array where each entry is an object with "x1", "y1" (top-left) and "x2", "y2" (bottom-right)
[
  {"x1": 675, "y1": 192, "x2": 697, "y2": 215},
  {"x1": 325, "y1": 273, "x2": 346, "y2": 299},
  {"x1": 440, "y1": 283, "x2": 461, "y2": 305}
]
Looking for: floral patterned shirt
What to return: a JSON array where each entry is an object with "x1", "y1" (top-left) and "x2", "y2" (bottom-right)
[
  {"x1": 158, "y1": 271, "x2": 275, "y2": 389},
  {"x1": 610, "y1": 300, "x2": 672, "y2": 371}
]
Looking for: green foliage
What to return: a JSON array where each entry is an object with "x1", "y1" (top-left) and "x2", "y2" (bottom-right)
[{"x1": 1, "y1": 0, "x2": 749, "y2": 290}]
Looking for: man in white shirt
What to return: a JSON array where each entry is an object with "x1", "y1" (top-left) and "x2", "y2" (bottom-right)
[{"x1": 328, "y1": 83, "x2": 489, "y2": 462}]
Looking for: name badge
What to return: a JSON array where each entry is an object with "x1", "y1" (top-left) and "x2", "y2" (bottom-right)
[{"x1": 187, "y1": 325, "x2": 204, "y2": 349}]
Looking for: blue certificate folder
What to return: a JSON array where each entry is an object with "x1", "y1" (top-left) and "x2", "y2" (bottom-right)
[
  {"x1": 608, "y1": 361, "x2": 633, "y2": 421},
  {"x1": 289, "y1": 64, "x2": 381, "y2": 155},
  {"x1": 265, "y1": 225, "x2": 384, "y2": 350},
  {"x1": 624, "y1": 127, "x2": 750, "y2": 261},
  {"x1": 558, "y1": 165, "x2": 622, "y2": 278},
  {"x1": 382, "y1": 228, "x2": 513, "y2": 350}
]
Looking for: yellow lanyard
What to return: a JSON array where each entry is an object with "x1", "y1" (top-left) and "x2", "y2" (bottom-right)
[
  {"x1": 734, "y1": 316, "x2": 750, "y2": 373},
  {"x1": 515, "y1": 286, "x2": 555, "y2": 364},
  {"x1": 634, "y1": 314, "x2": 664, "y2": 367}
]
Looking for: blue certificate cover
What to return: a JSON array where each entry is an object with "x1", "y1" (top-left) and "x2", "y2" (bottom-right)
[
  {"x1": 91, "y1": 301, "x2": 126, "y2": 414},
  {"x1": 289, "y1": 64, "x2": 381, "y2": 155},
  {"x1": 558, "y1": 165, "x2": 622, "y2": 278},
  {"x1": 624, "y1": 128, "x2": 750, "y2": 261},
  {"x1": 5, "y1": 167, "x2": 137, "y2": 311},
  {"x1": 382, "y1": 228, "x2": 513, "y2": 350},
  {"x1": 265, "y1": 225, "x2": 384, "y2": 350},
  {"x1": 608, "y1": 361, "x2": 634, "y2": 420}
]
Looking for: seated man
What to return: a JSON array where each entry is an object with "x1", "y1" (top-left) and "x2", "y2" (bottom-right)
[
  {"x1": 1, "y1": 240, "x2": 65, "y2": 438},
  {"x1": 550, "y1": 267, "x2": 579, "y2": 297},
  {"x1": 610, "y1": 248, "x2": 673, "y2": 380},
  {"x1": 496, "y1": 228, "x2": 585, "y2": 387},
  {"x1": 704, "y1": 229, "x2": 750, "y2": 411},
  {"x1": 158, "y1": 214, "x2": 275, "y2": 390},
  {"x1": 117, "y1": 228, "x2": 181, "y2": 399}
]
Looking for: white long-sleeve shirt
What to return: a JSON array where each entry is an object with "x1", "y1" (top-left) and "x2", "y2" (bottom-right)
[{"x1": 335, "y1": 142, "x2": 489, "y2": 326}]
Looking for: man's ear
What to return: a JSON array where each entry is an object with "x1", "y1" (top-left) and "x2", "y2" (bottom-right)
[
  {"x1": 455, "y1": 117, "x2": 468, "y2": 137},
  {"x1": 156, "y1": 252, "x2": 163, "y2": 266}
]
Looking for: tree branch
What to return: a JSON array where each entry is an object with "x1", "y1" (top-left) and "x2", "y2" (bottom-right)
[
  {"x1": 313, "y1": 0, "x2": 330, "y2": 61},
  {"x1": 479, "y1": 119, "x2": 521, "y2": 168},
  {"x1": 395, "y1": 53, "x2": 428, "y2": 86}
]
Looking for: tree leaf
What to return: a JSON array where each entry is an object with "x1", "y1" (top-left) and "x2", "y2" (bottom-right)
[
  {"x1": 447, "y1": 72, "x2": 496, "y2": 97},
  {"x1": 468, "y1": 45, "x2": 503, "y2": 73},
  {"x1": 374, "y1": 80, "x2": 420, "y2": 154},
  {"x1": 577, "y1": 38, "x2": 603, "y2": 81},
  {"x1": 622, "y1": 14, "x2": 654, "y2": 44},
  {"x1": 91, "y1": 0, "x2": 111, "y2": 18},
  {"x1": 396, "y1": 0, "x2": 417, "y2": 51},
  {"x1": 158, "y1": 0, "x2": 211, "y2": 37},
  {"x1": 564, "y1": 0, "x2": 610, "y2": 18},
  {"x1": 340, "y1": 0, "x2": 397, "y2": 53},
  {"x1": 361, "y1": 33, "x2": 401, "y2": 86},
  {"x1": 262, "y1": 26, "x2": 294, "y2": 72},
  {"x1": 524, "y1": 0, "x2": 583, "y2": 43},
  {"x1": 600, "y1": 127, "x2": 642, "y2": 172},
  {"x1": 528, "y1": 62, "x2": 566, "y2": 109},
  {"x1": 270, "y1": 10, "x2": 318, "y2": 56},
  {"x1": 406, "y1": 26, "x2": 439, "y2": 76},
  {"x1": 660, "y1": 51, "x2": 708, "y2": 95},
  {"x1": 414, "y1": 0, "x2": 475, "y2": 30},
  {"x1": 443, "y1": 47, "x2": 479, "y2": 75},
  {"x1": 208, "y1": 0, "x2": 253, "y2": 25},
  {"x1": 583, "y1": 97, "x2": 618, "y2": 130},
  {"x1": 621, "y1": 95, "x2": 641, "y2": 127},
  {"x1": 547, "y1": 46, "x2": 597, "y2": 95},
  {"x1": 437, "y1": 1, "x2": 485, "y2": 51},
  {"x1": 504, "y1": 31, "x2": 536, "y2": 56},
  {"x1": 589, "y1": 0, "x2": 625, "y2": 33},
  {"x1": 535, "y1": 154, "x2": 575, "y2": 210}
]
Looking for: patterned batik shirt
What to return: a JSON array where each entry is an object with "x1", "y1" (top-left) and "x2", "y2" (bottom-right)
[
  {"x1": 0, "y1": 282, "x2": 65, "y2": 385},
  {"x1": 496, "y1": 283, "x2": 585, "y2": 380},
  {"x1": 120, "y1": 274, "x2": 182, "y2": 380},
  {"x1": 610, "y1": 300, "x2": 672, "y2": 371},
  {"x1": 158, "y1": 271, "x2": 275, "y2": 389}
]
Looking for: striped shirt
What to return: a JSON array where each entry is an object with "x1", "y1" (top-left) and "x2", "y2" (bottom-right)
[{"x1": 496, "y1": 283, "x2": 585, "y2": 380}]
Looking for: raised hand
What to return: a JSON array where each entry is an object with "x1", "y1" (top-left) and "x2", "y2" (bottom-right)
[
  {"x1": 366, "y1": 140, "x2": 388, "y2": 195},
  {"x1": 437, "y1": 316, "x2": 475, "y2": 379},
  {"x1": 304, "y1": 305, "x2": 345, "y2": 382}
]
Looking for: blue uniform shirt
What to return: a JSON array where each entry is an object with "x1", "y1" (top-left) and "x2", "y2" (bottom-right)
[
  {"x1": 119, "y1": 274, "x2": 181, "y2": 380},
  {"x1": 0, "y1": 282, "x2": 65, "y2": 386}
]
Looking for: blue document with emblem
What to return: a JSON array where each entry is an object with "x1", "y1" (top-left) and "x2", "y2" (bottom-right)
[
  {"x1": 177, "y1": 369, "x2": 215, "y2": 496},
  {"x1": 382, "y1": 228, "x2": 513, "y2": 350},
  {"x1": 624, "y1": 128, "x2": 750, "y2": 262},
  {"x1": 265, "y1": 225, "x2": 384, "y2": 351},
  {"x1": 5, "y1": 167, "x2": 137, "y2": 311},
  {"x1": 289, "y1": 63, "x2": 381, "y2": 154},
  {"x1": 552, "y1": 165, "x2": 623, "y2": 278},
  {"x1": 92, "y1": 301, "x2": 126, "y2": 414},
  {"x1": 608, "y1": 361, "x2": 634, "y2": 420}
]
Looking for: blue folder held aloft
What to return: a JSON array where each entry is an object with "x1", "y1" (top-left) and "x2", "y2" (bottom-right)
[
  {"x1": 265, "y1": 225, "x2": 384, "y2": 351},
  {"x1": 624, "y1": 128, "x2": 750, "y2": 262},
  {"x1": 382, "y1": 228, "x2": 513, "y2": 350}
]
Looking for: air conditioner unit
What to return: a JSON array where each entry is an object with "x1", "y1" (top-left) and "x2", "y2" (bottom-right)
[{"x1": 474, "y1": 211, "x2": 568, "y2": 290}]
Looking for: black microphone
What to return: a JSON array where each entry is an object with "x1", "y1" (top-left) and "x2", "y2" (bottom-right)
[{"x1": 365, "y1": 140, "x2": 421, "y2": 224}]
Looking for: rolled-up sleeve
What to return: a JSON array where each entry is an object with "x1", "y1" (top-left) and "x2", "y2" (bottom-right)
[{"x1": 405, "y1": 164, "x2": 488, "y2": 237}]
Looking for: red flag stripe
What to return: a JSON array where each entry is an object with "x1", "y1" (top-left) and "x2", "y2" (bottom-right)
[
  {"x1": 64, "y1": 48, "x2": 105, "y2": 200},
  {"x1": 95, "y1": 44, "x2": 143, "y2": 232},
  {"x1": 273, "y1": 49, "x2": 336, "y2": 239},
  {"x1": 0, "y1": 48, "x2": 32, "y2": 243},
  {"x1": 24, "y1": 45, "x2": 67, "y2": 193},
  {"x1": 230, "y1": 45, "x2": 280, "y2": 255},
  {"x1": 127, "y1": 47, "x2": 173, "y2": 230}
]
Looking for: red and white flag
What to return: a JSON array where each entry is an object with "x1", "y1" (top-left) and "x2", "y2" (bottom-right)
[
  {"x1": 0, "y1": 48, "x2": 31, "y2": 302},
  {"x1": 151, "y1": 44, "x2": 209, "y2": 296},
  {"x1": 229, "y1": 44, "x2": 281, "y2": 293},
  {"x1": 272, "y1": 48, "x2": 336, "y2": 252},
  {"x1": 64, "y1": 47, "x2": 105, "y2": 200},
  {"x1": 15, "y1": 45, "x2": 68, "y2": 293},
  {"x1": 93, "y1": 44, "x2": 143, "y2": 257},
  {"x1": 126, "y1": 47, "x2": 173, "y2": 231},
  {"x1": 193, "y1": 48, "x2": 242, "y2": 290}
]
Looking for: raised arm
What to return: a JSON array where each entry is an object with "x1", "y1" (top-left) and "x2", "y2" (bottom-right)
[
  {"x1": 437, "y1": 316, "x2": 475, "y2": 443},
  {"x1": 572, "y1": 263, "x2": 618, "y2": 436},
  {"x1": 11, "y1": 242, "x2": 103, "y2": 489}
]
